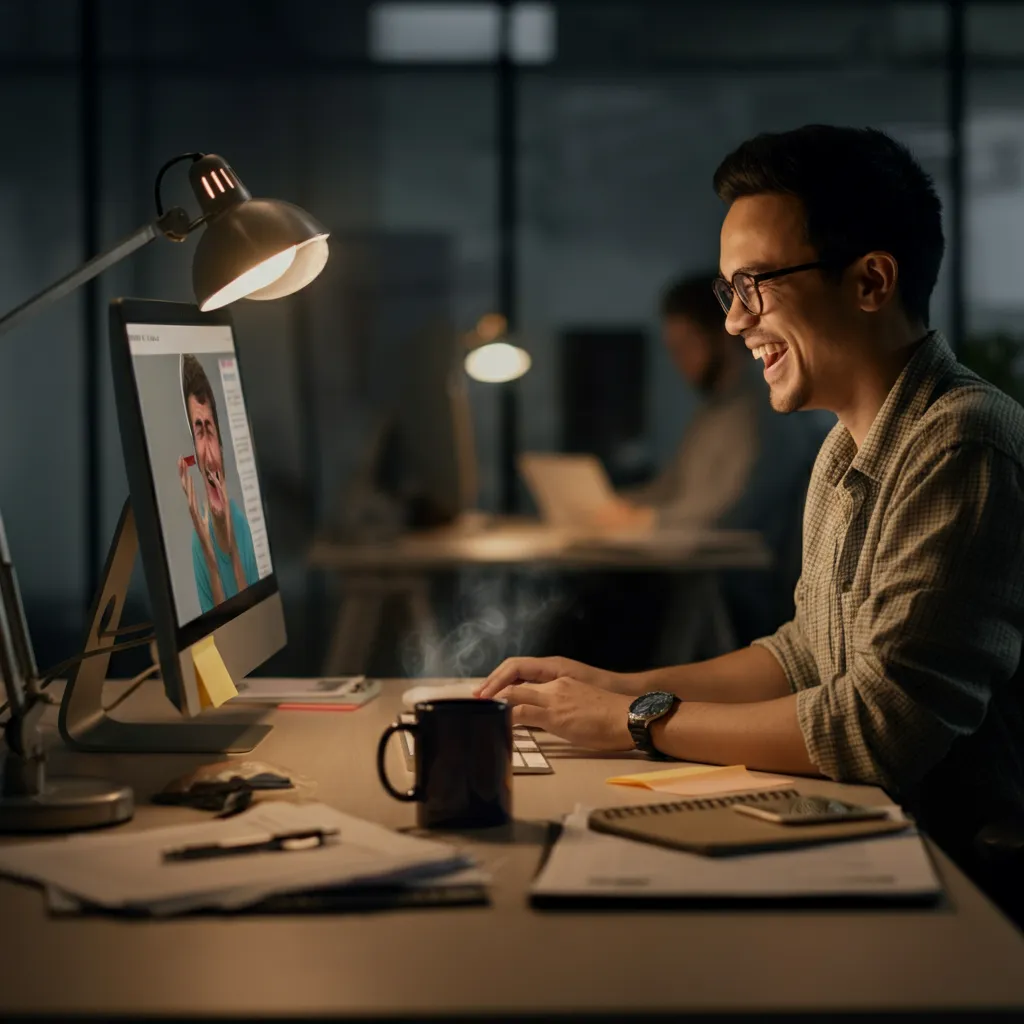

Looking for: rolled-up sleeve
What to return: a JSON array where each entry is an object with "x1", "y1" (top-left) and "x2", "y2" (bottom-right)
[
  {"x1": 797, "y1": 443, "x2": 1024, "y2": 793},
  {"x1": 753, "y1": 577, "x2": 820, "y2": 692}
]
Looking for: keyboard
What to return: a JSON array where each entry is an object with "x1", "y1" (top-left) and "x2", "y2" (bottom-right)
[{"x1": 396, "y1": 713, "x2": 553, "y2": 774}]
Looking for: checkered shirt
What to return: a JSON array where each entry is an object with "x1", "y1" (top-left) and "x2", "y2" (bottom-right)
[{"x1": 754, "y1": 332, "x2": 1024, "y2": 844}]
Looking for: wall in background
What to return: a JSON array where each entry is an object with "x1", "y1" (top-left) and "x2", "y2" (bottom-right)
[{"x1": 0, "y1": 0, "x2": 1017, "y2": 672}]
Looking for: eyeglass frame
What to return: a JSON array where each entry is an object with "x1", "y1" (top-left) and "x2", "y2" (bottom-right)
[{"x1": 713, "y1": 260, "x2": 836, "y2": 317}]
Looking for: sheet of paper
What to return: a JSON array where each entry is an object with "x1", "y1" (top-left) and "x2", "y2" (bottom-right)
[
  {"x1": 0, "y1": 802, "x2": 470, "y2": 915},
  {"x1": 607, "y1": 763, "x2": 794, "y2": 796},
  {"x1": 531, "y1": 806, "x2": 940, "y2": 900},
  {"x1": 192, "y1": 634, "x2": 237, "y2": 708}
]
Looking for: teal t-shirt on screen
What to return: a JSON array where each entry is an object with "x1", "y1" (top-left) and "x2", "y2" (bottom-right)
[{"x1": 192, "y1": 498, "x2": 260, "y2": 614}]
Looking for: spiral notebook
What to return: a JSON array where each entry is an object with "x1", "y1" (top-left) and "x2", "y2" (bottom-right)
[{"x1": 588, "y1": 788, "x2": 908, "y2": 857}]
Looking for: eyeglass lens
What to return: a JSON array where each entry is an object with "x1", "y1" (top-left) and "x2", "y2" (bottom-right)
[{"x1": 714, "y1": 274, "x2": 760, "y2": 316}]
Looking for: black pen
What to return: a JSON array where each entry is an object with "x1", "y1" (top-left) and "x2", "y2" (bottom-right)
[{"x1": 162, "y1": 827, "x2": 340, "y2": 862}]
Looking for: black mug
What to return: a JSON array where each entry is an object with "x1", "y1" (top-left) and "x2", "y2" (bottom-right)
[{"x1": 377, "y1": 698, "x2": 512, "y2": 829}]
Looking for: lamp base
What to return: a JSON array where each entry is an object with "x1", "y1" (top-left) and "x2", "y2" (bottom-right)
[{"x1": 0, "y1": 776, "x2": 133, "y2": 833}]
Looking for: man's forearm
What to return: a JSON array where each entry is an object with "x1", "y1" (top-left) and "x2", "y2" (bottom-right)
[
  {"x1": 231, "y1": 551, "x2": 247, "y2": 592},
  {"x1": 205, "y1": 552, "x2": 226, "y2": 604},
  {"x1": 650, "y1": 692, "x2": 820, "y2": 775},
  {"x1": 628, "y1": 644, "x2": 792, "y2": 703}
]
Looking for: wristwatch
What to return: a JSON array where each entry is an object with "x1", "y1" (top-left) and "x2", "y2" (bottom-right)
[{"x1": 627, "y1": 691, "x2": 681, "y2": 760}]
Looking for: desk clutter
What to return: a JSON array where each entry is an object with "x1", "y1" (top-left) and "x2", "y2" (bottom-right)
[
  {"x1": 532, "y1": 804, "x2": 942, "y2": 907},
  {"x1": 231, "y1": 676, "x2": 381, "y2": 710},
  {"x1": 0, "y1": 802, "x2": 482, "y2": 916}
]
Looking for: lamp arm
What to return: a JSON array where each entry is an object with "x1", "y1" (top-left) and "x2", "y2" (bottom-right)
[{"x1": 0, "y1": 208, "x2": 193, "y2": 343}]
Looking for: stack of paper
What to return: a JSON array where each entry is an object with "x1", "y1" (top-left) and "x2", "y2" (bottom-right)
[{"x1": 0, "y1": 802, "x2": 478, "y2": 916}]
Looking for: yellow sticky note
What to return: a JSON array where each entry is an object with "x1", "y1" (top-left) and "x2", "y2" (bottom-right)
[
  {"x1": 606, "y1": 764, "x2": 793, "y2": 798},
  {"x1": 606, "y1": 764, "x2": 739, "y2": 788},
  {"x1": 191, "y1": 634, "x2": 237, "y2": 708}
]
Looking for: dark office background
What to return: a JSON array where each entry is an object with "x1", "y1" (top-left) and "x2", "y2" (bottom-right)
[{"x1": 2, "y1": 0, "x2": 1021, "y2": 675}]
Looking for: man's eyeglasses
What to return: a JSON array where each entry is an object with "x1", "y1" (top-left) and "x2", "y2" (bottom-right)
[{"x1": 713, "y1": 261, "x2": 830, "y2": 317}]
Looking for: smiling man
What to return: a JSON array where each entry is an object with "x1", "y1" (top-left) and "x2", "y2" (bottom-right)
[
  {"x1": 478, "y1": 125, "x2": 1024, "y2": 859},
  {"x1": 178, "y1": 354, "x2": 259, "y2": 614}
]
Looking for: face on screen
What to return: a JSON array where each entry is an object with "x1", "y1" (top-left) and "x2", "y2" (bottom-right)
[
  {"x1": 187, "y1": 394, "x2": 226, "y2": 522},
  {"x1": 128, "y1": 323, "x2": 273, "y2": 628}
]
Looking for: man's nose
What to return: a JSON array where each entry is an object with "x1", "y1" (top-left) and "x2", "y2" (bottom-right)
[{"x1": 724, "y1": 293, "x2": 758, "y2": 337}]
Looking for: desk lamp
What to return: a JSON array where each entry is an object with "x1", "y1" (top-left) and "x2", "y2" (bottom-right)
[
  {"x1": 463, "y1": 313, "x2": 531, "y2": 384},
  {"x1": 0, "y1": 152, "x2": 328, "y2": 832},
  {"x1": 463, "y1": 314, "x2": 530, "y2": 513}
]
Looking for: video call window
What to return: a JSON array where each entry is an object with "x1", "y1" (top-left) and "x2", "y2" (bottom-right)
[{"x1": 126, "y1": 323, "x2": 273, "y2": 627}]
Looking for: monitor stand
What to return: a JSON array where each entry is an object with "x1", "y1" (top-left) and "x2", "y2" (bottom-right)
[{"x1": 58, "y1": 500, "x2": 272, "y2": 753}]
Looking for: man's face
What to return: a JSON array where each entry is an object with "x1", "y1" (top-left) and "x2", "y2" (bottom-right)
[
  {"x1": 719, "y1": 193, "x2": 852, "y2": 414},
  {"x1": 662, "y1": 315, "x2": 722, "y2": 394},
  {"x1": 187, "y1": 395, "x2": 225, "y2": 520}
]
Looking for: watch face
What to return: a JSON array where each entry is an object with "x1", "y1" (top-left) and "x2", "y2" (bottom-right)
[{"x1": 630, "y1": 691, "x2": 676, "y2": 721}]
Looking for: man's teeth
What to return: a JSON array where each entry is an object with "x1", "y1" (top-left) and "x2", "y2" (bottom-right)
[{"x1": 752, "y1": 342, "x2": 787, "y2": 362}]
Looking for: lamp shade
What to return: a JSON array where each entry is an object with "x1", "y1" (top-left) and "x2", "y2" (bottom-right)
[
  {"x1": 187, "y1": 154, "x2": 329, "y2": 312},
  {"x1": 464, "y1": 341, "x2": 531, "y2": 383},
  {"x1": 462, "y1": 313, "x2": 531, "y2": 383}
]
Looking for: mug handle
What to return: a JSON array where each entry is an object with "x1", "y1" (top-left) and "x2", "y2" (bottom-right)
[{"x1": 377, "y1": 722, "x2": 421, "y2": 802}]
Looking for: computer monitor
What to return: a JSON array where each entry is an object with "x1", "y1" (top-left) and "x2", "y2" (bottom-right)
[{"x1": 59, "y1": 299, "x2": 284, "y2": 753}]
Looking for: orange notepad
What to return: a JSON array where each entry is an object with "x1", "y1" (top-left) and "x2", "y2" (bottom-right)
[{"x1": 607, "y1": 764, "x2": 794, "y2": 798}]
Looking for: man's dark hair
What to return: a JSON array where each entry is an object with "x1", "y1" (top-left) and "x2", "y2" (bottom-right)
[
  {"x1": 713, "y1": 125, "x2": 944, "y2": 327},
  {"x1": 181, "y1": 354, "x2": 220, "y2": 442},
  {"x1": 660, "y1": 273, "x2": 728, "y2": 337}
]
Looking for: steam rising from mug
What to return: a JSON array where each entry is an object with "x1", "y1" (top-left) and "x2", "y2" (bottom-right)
[{"x1": 402, "y1": 576, "x2": 567, "y2": 677}]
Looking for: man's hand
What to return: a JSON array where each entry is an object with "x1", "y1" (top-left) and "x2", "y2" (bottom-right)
[
  {"x1": 501, "y1": 676, "x2": 634, "y2": 750},
  {"x1": 206, "y1": 468, "x2": 249, "y2": 592},
  {"x1": 208, "y1": 470, "x2": 237, "y2": 555},
  {"x1": 179, "y1": 457, "x2": 215, "y2": 560},
  {"x1": 475, "y1": 656, "x2": 641, "y2": 700},
  {"x1": 179, "y1": 456, "x2": 225, "y2": 604}
]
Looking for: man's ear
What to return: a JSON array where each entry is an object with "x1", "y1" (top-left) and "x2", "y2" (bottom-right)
[{"x1": 850, "y1": 251, "x2": 899, "y2": 313}]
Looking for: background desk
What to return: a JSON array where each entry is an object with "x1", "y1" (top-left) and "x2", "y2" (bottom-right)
[
  {"x1": 309, "y1": 521, "x2": 772, "y2": 674},
  {"x1": 4, "y1": 678, "x2": 1024, "y2": 1020}
]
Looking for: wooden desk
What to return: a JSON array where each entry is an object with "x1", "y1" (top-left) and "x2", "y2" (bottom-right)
[
  {"x1": 4, "y1": 679, "x2": 1024, "y2": 1019},
  {"x1": 309, "y1": 521, "x2": 772, "y2": 674}
]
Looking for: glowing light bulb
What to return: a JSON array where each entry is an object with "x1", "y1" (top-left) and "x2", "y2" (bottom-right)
[
  {"x1": 199, "y1": 246, "x2": 297, "y2": 311},
  {"x1": 464, "y1": 341, "x2": 532, "y2": 383},
  {"x1": 244, "y1": 234, "x2": 330, "y2": 301}
]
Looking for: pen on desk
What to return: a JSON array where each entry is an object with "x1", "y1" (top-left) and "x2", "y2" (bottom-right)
[{"x1": 162, "y1": 827, "x2": 340, "y2": 862}]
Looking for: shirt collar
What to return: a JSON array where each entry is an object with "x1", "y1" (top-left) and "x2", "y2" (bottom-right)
[{"x1": 846, "y1": 331, "x2": 953, "y2": 484}]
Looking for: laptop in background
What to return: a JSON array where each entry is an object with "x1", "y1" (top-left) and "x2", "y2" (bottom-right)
[{"x1": 518, "y1": 453, "x2": 617, "y2": 528}]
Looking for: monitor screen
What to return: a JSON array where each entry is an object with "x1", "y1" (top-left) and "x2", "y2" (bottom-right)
[{"x1": 126, "y1": 321, "x2": 273, "y2": 628}]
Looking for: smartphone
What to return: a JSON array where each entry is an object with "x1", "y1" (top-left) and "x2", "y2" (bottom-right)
[{"x1": 732, "y1": 794, "x2": 891, "y2": 826}]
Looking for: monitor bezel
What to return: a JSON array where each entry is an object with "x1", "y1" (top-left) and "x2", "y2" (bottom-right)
[{"x1": 109, "y1": 298, "x2": 282, "y2": 711}]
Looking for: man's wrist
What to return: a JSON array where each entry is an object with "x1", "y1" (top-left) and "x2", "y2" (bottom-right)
[
  {"x1": 624, "y1": 670, "x2": 655, "y2": 696},
  {"x1": 648, "y1": 701, "x2": 683, "y2": 757},
  {"x1": 627, "y1": 692, "x2": 681, "y2": 758}
]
